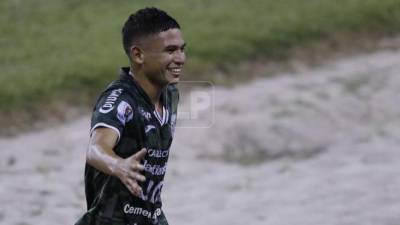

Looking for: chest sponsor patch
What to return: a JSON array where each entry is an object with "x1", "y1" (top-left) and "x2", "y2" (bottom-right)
[
  {"x1": 117, "y1": 100, "x2": 133, "y2": 125},
  {"x1": 99, "y1": 88, "x2": 123, "y2": 113},
  {"x1": 143, "y1": 160, "x2": 167, "y2": 176},
  {"x1": 123, "y1": 203, "x2": 162, "y2": 221},
  {"x1": 147, "y1": 148, "x2": 169, "y2": 158}
]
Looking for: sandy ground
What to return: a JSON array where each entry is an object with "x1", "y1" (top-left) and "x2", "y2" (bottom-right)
[{"x1": 0, "y1": 47, "x2": 400, "y2": 225}]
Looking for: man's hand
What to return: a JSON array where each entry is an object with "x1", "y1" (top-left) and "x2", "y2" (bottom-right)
[
  {"x1": 114, "y1": 148, "x2": 147, "y2": 197},
  {"x1": 86, "y1": 128, "x2": 148, "y2": 197}
]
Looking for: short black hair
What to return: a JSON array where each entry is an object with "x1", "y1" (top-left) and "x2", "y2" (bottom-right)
[{"x1": 122, "y1": 7, "x2": 181, "y2": 57}]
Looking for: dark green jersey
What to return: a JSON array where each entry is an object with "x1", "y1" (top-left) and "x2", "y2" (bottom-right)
[{"x1": 76, "y1": 67, "x2": 178, "y2": 225}]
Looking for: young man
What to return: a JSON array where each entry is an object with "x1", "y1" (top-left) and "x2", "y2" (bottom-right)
[{"x1": 75, "y1": 7, "x2": 186, "y2": 225}]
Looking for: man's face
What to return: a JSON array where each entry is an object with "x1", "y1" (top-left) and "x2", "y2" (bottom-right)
[{"x1": 141, "y1": 28, "x2": 186, "y2": 86}]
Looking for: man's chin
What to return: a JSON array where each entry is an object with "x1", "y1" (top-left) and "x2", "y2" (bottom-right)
[{"x1": 168, "y1": 77, "x2": 180, "y2": 84}]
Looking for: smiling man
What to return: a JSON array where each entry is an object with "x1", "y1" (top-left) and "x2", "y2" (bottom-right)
[{"x1": 75, "y1": 7, "x2": 185, "y2": 225}]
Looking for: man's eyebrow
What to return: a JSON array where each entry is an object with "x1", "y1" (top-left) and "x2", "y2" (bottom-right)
[{"x1": 164, "y1": 43, "x2": 187, "y2": 50}]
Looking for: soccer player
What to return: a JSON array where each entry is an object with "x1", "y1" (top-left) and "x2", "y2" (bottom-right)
[{"x1": 75, "y1": 7, "x2": 186, "y2": 225}]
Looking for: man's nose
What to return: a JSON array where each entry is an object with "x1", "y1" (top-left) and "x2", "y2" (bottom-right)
[{"x1": 174, "y1": 51, "x2": 186, "y2": 65}]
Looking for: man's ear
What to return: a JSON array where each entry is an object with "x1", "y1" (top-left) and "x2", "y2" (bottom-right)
[{"x1": 130, "y1": 46, "x2": 144, "y2": 64}]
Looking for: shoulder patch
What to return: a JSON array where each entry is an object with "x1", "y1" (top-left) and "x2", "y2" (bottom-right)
[
  {"x1": 117, "y1": 100, "x2": 133, "y2": 125},
  {"x1": 99, "y1": 88, "x2": 123, "y2": 114}
]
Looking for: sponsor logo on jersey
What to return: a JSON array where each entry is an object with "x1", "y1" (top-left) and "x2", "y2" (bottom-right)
[
  {"x1": 123, "y1": 204, "x2": 161, "y2": 220},
  {"x1": 143, "y1": 160, "x2": 167, "y2": 176},
  {"x1": 117, "y1": 101, "x2": 133, "y2": 125},
  {"x1": 147, "y1": 148, "x2": 169, "y2": 158},
  {"x1": 99, "y1": 88, "x2": 123, "y2": 113},
  {"x1": 124, "y1": 203, "x2": 161, "y2": 219},
  {"x1": 139, "y1": 107, "x2": 152, "y2": 121},
  {"x1": 145, "y1": 125, "x2": 156, "y2": 133}
]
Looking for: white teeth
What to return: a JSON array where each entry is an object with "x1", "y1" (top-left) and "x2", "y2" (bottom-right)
[{"x1": 170, "y1": 68, "x2": 181, "y2": 73}]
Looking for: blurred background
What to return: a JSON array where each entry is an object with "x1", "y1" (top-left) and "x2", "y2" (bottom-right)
[{"x1": 1, "y1": 0, "x2": 400, "y2": 224}]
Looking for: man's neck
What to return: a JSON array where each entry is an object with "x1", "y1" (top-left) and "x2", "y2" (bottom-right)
[{"x1": 129, "y1": 69, "x2": 163, "y2": 106}]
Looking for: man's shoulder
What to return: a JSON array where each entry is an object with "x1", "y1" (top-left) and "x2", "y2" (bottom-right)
[
  {"x1": 105, "y1": 76, "x2": 132, "y2": 93},
  {"x1": 100, "y1": 76, "x2": 138, "y2": 101},
  {"x1": 92, "y1": 78, "x2": 137, "y2": 115}
]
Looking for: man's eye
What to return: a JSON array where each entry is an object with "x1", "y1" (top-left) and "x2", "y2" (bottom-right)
[{"x1": 165, "y1": 48, "x2": 175, "y2": 54}]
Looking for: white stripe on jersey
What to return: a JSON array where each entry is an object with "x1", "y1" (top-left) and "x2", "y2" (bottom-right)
[
  {"x1": 154, "y1": 106, "x2": 168, "y2": 125},
  {"x1": 90, "y1": 123, "x2": 121, "y2": 142}
]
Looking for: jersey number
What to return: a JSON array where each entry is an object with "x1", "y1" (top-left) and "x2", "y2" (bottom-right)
[{"x1": 141, "y1": 180, "x2": 163, "y2": 204}]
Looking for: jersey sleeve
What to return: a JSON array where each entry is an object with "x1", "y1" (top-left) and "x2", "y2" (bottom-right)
[{"x1": 90, "y1": 88, "x2": 134, "y2": 141}]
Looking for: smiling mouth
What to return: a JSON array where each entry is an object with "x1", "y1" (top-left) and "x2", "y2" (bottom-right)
[{"x1": 168, "y1": 67, "x2": 182, "y2": 77}]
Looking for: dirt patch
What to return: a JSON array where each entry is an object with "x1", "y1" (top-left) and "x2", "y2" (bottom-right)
[
  {"x1": 0, "y1": 96, "x2": 92, "y2": 137},
  {"x1": 205, "y1": 31, "x2": 400, "y2": 86}
]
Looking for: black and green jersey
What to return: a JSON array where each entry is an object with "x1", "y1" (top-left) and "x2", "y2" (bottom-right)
[{"x1": 75, "y1": 67, "x2": 179, "y2": 225}]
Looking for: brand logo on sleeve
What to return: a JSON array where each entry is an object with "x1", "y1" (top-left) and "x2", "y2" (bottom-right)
[{"x1": 99, "y1": 88, "x2": 123, "y2": 113}]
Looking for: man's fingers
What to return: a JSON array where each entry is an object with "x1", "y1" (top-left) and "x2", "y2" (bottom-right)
[
  {"x1": 129, "y1": 172, "x2": 146, "y2": 182},
  {"x1": 127, "y1": 179, "x2": 142, "y2": 196},
  {"x1": 129, "y1": 162, "x2": 145, "y2": 171},
  {"x1": 135, "y1": 164, "x2": 145, "y2": 171},
  {"x1": 133, "y1": 148, "x2": 147, "y2": 160}
]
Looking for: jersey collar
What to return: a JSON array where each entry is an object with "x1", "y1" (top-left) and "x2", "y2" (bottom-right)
[{"x1": 119, "y1": 67, "x2": 168, "y2": 113}]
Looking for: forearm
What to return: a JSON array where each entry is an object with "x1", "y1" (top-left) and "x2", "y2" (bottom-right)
[
  {"x1": 86, "y1": 128, "x2": 122, "y2": 178},
  {"x1": 86, "y1": 143, "x2": 121, "y2": 176}
]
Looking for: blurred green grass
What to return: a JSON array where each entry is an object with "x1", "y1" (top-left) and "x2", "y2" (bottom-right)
[{"x1": 1, "y1": 0, "x2": 400, "y2": 112}]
